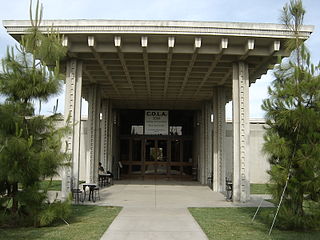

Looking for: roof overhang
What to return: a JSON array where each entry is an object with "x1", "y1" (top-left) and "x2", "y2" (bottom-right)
[{"x1": 3, "y1": 20, "x2": 314, "y2": 109}]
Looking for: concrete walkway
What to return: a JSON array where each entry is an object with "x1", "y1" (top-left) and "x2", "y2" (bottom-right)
[
  {"x1": 101, "y1": 207, "x2": 208, "y2": 240},
  {"x1": 81, "y1": 180, "x2": 272, "y2": 240}
]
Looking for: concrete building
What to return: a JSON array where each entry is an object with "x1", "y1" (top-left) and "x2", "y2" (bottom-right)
[{"x1": 3, "y1": 20, "x2": 313, "y2": 202}]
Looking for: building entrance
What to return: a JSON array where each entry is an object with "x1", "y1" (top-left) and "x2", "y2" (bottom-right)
[
  {"x1": 118, "y1": 109, "x2": 195, "y2": 180},
  {"x1": 119, "y1": 136, "x2": 194, "y2": 179},
  {"x1": 145, "y1": 139, "x2": 168, "y2": 176}
]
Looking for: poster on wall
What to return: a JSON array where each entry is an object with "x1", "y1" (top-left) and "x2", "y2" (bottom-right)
[{"x1": 144, "y1": 110, "x2": 168, "y2": 135}]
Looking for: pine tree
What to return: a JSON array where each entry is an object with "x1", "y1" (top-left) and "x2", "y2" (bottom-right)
[
  {"x1": 0, "y1": 0, "x2": 70, "y2": 227},
  {"x1": 262, "y1": 0, "x2": 320, "y2": 230}
]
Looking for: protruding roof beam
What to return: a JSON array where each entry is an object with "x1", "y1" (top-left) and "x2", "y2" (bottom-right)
[
  {"x1": 141, "y1": 36, "x2": 151, "y2": 96},
  {"x1": 88, "y1": 35, "x2": 95, "y2": 47},
  {"x1": 220, "y1": 37, "x2": 228, "y2": 50},
  {"x1": 239, "y1": 39, "x2": 255, "y2": 60},
  {"x1": 250, "y1": 40, "x2": 281, "y2": 81},
  {"x1": 164, "y1": 37, "x2": 174, "y2": 97},
  {"x1": 193, "y1": 38, "x2": 228, "y2": 97},
  {"x1": 194, "y1": 37, "x2": 202, "y2": 48},
  {"x1": 87, "y1": 36, "x2": 120, "y2": 95},
  {"x1": 269, "y1": 40, "x2": 280, "y2": 54},
  {"x1": 168, "y1": 36, "x2": 175, "y2": 48},
  {"x1": 178, "y1": 37, "x2": 201, "y2": 97},
  {"x1": 114, "y1": 36, "x2": 135, "y2": 94},
  {"x1": 141, "y1": 36, "x2": 148, "y2": 48},
  {"x1": 114, "y1": 36, "x2": 121, "y2": 47},
  {"x1": 61, "y1": 35, "x2": 78, "y2": 58},
  {"x1": 62, "y1": 36, "x2": 68, "y2": 47}
]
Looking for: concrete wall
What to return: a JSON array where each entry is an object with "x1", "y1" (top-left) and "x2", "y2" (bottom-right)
[{"x1": 224, "y1": 120, "x2": 270, "y2": 184}]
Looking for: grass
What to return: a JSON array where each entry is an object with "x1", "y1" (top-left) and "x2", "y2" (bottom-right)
[
  {"x1": 189, "y1": 207, "x2": 320, "y2": 240},
  {"x1": 251, "y1": 184, "x2": 270, "y2": 194},
  {"x1": 43, "y1": 182, "x2": 272, "y2": 194},
  {"x1": 0, "y1": 205, "x2": 121, "y2": 240},
  {"x1": 40, "y1": 180, "x2": 62, "y2": 191}
]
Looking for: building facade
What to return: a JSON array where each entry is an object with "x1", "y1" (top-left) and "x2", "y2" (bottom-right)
[{"x1": 4, "y1": 20, "x2": 313, "y2": 202}]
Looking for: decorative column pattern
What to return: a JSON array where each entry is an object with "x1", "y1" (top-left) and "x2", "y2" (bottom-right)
[
  {"x1": 61, "y1": 59, "x2": 82, "y2": 200},
  {"x1": 100, "y1": 99, "x2": 108, "y2": 171},
  {"x1": 198, "y1": 102, "x2": 212, "y2": 185},
  {"x1": 203, "y1": 104, "x2": 208, "y2": 185},
  {"x1": 212, "y1": 87, "x2": 226, "y2": 192},
  {"x1": 195, "y1": 111, "x2": 201, "y2": 182},
  {"x1": 232, "y1": 62, "x2": 250, "y2": 202},
  {"x1": 199, "y1": 107, "x2": 205, "y2": 184},
  {"x1": 87, "y1": 85, "x2": 101, "y2": 183},
  {"x1": 107, "y1": 104, "x2": 113, "y2": 171},
  {"x1": 205, "y1": 102, "x2": 213, "y2": 187},
  {"x1": 100, "y1": 99, "x2": 113, "y2": 172}
]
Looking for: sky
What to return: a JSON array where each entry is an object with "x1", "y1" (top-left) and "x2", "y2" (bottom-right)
[{"x1": 0, "y1": 0, "x2": 319, "y2": 118}]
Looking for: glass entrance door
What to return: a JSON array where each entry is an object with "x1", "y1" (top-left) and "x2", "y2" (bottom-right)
[
  {"x1": 144, "y1": 139, "x2": 168, "y2": 176},
  {"x1": 119, "y1": 136, "x2": 194, "y2": 180}
]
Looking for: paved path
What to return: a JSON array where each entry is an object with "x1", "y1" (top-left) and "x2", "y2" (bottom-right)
[
  {"x1": 100, "y1": 207, "x2": 208, "y2": 240},
  {"x1": 79, "y1": 180, "x2": 272, "y2": 240}
]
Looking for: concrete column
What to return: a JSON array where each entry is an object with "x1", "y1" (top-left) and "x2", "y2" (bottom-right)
[
  {"x1": 86, "y1": 84, "x2": 101, "y2": 183},
  {"x1": 100, "y1": 99, "x2": 113, "y2": 172},
  {"x1": 232, "y1": 62, "x2": 250, "y2": 202},
  {"x1": 192, "y1": 112, "x2": 199, "y2": 181},
  {"x1": 198, "y1": 102, "x2": 212, "y2": 185},
  {"x1": 61, "y1": 59, "x2": 82, "y2": 200},
  {"x1": 199, "y1": 107, "x2": 205, "y2": 184},
  {"x1": 107, "y1": 103, "x2": 114, "y2": 171},
  {"x1": 194, "y1": 111, "x2": 201, "y2": 182},
  {"x1": 212, "y1": 87, "x2": 227, "y2": 192},
  {"x1": 203, "y1": 104, "x2": 208, "y2": 185},
  {"x1": 205, "y1": 102, "x2": 213, "y2": 187},
  {"x1": 100, "y1": 99, "x2": 108, "y2": 171}
]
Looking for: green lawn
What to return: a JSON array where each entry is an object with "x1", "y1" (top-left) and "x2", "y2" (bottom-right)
[
  {"x1": 42, "y1": 182, "x2": 270, "y2": 194},
  {"x1": 40, "y1": 180, "x2": 85, "y2": 191},
  {"x1": 189, "y1": 208, "x2": 320, "y2": 240},
  {"x1": 40, "y1": 180, "x2": 62, "y2": 191},
  {"x1": 250, "y1": 184, "x2": 270, "y2": 194},
  {"x1": 0, "y1": 205, "x2": 121, "y2": 240}
]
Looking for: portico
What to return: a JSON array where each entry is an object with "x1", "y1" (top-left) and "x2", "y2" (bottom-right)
[{"x1": 3, "y1": 20, "x2": 313, "y2": 202}]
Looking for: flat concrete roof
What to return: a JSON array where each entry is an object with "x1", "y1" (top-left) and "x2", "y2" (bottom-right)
[{"x1": 3, "y1": 20, "x2": 314, "y2": 109}]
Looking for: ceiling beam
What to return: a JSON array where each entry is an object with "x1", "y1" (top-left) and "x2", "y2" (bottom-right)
[
  {"x1": 239, "y1": 39, "x2": 255, "y2": 61},
  {"x1": 218, "y1": 69, "x2": 232, "y2": 86},
  {"x1": 114, "y1": 36, "x2": 136, "y2": 95},
  {"x1": 141, "y1": 36, "x2": 151, "y2": 97},
  {"x1": 178, "y1": 37, "x2": 201, "y2": 97},
  {"x1": 164, "y1": 37, "x2": 174, "y2": 97},
  {"x1": 193, "y1": 38, "x2": 228, "y2": 98},
  {"x1": 87, "y1": 36, "x2": 120, "y2": 95},
  {"x1": 83, "y1": 67, "x2": 95, "y2": 83}
]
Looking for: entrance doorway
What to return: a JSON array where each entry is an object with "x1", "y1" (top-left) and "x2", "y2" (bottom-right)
[
  {"x1": 118, "y1": 109, "x2": 195, "y2": 180},
  {"x1": 119, "y1": 136, "x2": 194, "y2": 179},
  {"x1": 145, "y1": 139, "x2": 168, "y2": 176}
]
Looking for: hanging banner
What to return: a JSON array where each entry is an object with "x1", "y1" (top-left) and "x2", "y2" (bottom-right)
[{"x1": 144, "y1": 110, "x2": 168, "y2": 135}]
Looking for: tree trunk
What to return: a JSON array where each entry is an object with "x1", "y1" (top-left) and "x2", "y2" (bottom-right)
[{"x1": 11, "y1": 182, "x2": 19, "y2": 214}]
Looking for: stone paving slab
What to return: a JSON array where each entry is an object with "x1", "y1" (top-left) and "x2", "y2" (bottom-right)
[
  {"x1": 94, "y1": 180, "x2": 273, "y2": 208},
  {"x1": 100, "y1": 208, "x2": 208, "y2": 240},
  {"x1": 93, "y1": 180, "x2": 273, "y2": 240}
]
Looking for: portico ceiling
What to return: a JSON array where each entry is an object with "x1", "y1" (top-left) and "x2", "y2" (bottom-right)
[{"x1": 3, "y1": 20, "x2": 313, "y2": 109}]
